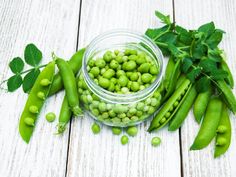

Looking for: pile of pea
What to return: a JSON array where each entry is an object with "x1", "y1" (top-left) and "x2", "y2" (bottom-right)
[
  {"x1": 77, "y1": 48, "x2": 161, "y2": 126},
  {"x1": 86, "y1": 49, "x2": 159, "y2": 94}
]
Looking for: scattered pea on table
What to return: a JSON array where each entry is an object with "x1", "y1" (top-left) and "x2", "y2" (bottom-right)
[
  {"x1": 151, "y1": 137, "x2": 161, "y2": 147},
  {"x1": 121, "y1": 135, "x2": 129, "y2": 145},
  {"x1": 45, "y1": 112, "x2": 56, "y2": 122},
  {"x1": 91, "y1": 122, "x2": 101, "y2": 134}
]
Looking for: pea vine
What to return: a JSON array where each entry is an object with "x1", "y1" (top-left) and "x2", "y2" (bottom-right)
[
  {"x1": 1, "y1": 43, "x2": 46, "y2": 93},
  {"x1": 145, "y1": 11, "x2": 229, "y2": 93}
]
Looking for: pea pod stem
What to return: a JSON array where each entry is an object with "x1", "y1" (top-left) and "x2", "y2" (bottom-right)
[
  {"x1": 214, "y1": 104, "x2": 231, "y2": 158},
  {"x1": 168, "y1": 85, "x2": 197, "y2": 131},
  {"x1": 190, "y1": 98, "x2": 223, "y2": 150}
]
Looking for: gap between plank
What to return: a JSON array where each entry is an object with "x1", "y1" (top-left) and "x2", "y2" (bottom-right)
[{"x1": 64, "y1": 0, "x2": 83, "y2": 177}]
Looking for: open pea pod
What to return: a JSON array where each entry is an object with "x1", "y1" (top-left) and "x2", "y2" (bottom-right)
[
  {"x1": 19, "y1": 61, "x2": 55, "y2": 143},
  {"x1": 148, "y1": 78, "x2": 191, "y2": 132}
]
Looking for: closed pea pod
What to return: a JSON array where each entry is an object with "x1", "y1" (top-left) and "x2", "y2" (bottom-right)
[
  {"x1": 214, "y1": 104, "x2": 231, "y2": 158},
  {"x1": 49, "y1": 48, "x2": 85, "y2": 96},
  {"x1": 19, "y1": 61, "x2": 55, "y2": 143},
  {"x1": 193, "y1": 86, "x2": 212, "y2": 123},
  {"x1": 56, "y1": 57, "x2": 82, "y2": 116},
  {"x1": 190, "y1": 98, "x2": 223, "y2": 150},
  {"x1": 148, "y1": 78, "x2": 191, "y2": 132},
  {"x1": 220, "y1": 54, "x2": 234, "y2": 88},
  {"x1": 168, "y1": 85, "x2": 197, "y2": 131}
]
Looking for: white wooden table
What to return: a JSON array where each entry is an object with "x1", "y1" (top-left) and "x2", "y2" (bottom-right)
[{"x1": 0, "y1": 0, "x2": 236, "y2": 176}]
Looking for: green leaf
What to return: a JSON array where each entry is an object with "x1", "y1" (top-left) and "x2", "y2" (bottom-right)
[
  {"x1": 198, "y1": 22, "x2": 215, "y2": 37},
  {"x1": 9, "y1": 57, "x2": 24, "y2": 74},
  {"x1": 7, "y1": 74, "x2": 23, "y2": 92},
  {"x1": 210, "y1": 69, "x2": 228, "y2": 80},
  {"x1": 145, "y1": 25, "x2": 170, "y2": 39},
  {"x1": 186, "y1": 67, "x2": 201, "y2": 82},
  {"x1": 196, "y1": 76, "x2": 211, "y2": 92},
  {"x1": 208, "y1": 51, "x2": 222, "y2": 62},
  {"x1": 199, "y1": 59, "x2": 217, "y2": 73},
  {"x1": 24, "y1": 43, "x2": 42, "y2": 67},
  {"x1": 205, "y1": 29, "x2": 223, "y2": 48},
  {"x1": 156, "y1": 32, "x2": 177, "y2": 44},
  {"x1": 182, "y1": 58, "x2": 193, "y2": 73},
  {"x1": 22, "y1": 68, "x2": 40, "y2": 93},
  {"x1": 155, "y1": 11, "x2": 171, "y2": 25},
  {"x1": 192, "y1": 42, "x2": 208, "y2": 59},
  {"x1": 175, "y1": 25, "x2": 193, "y2": 45}
]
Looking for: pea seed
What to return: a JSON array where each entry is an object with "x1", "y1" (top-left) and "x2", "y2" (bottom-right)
[
  {"x1": 144, "y1": 105, "x2": 149, "y2": 112},
  {"x1": 127, "y1": 126, "x2": 138, "y2": 136},
  {"x1": 122, "y1": 117, "x2": 130, "y2": 123},
  {"x1": 121, "y1": 135, "x2": 129, "y2": 145},
  {"x1": 216, "y1": 137, "x2": 227, "y2": 146},
  {"x1": 109, "y1": 110, "x2": 116, "y2": 117},
  {"x1": 145, "y1": 98, "x2": 152, "y2": 105},
  {"x1": 122, "y1": 56, "x2": 128, "y2": 62},
  {"x1": 112, "y1": 118, "x2": 121, "y2": 123},
  {"x1": 129, "y1": 49, "x2": 138, "y2": 55},
  {"x1": 137, "y1": 102, "x2": 145, "y2": 111},
  {"x1": 116, "y1": 56, "x2": 123, "y2": 63},
  {"x1": 129, "y1": 108, "x2": 137, "y2": 115},
  {"x1": 150, "y1": 65, "x2": 159, "y2": 75},
  {"x1": 87, "y1": 95, "x2": 93, "y2": 103},
  {"x1": 40, "y1": 79, "x2": 51, "y2": 86},
  {"x1": 92, "y1": 94, "x2": 100, "y2": 101},
  {"x1": 138, "y1": 63, "x2": 150, "y2": 73},
  {"x1": 124, "y1": 49, "x2": 131, "y2": 56},
  {"x1": 89, "y1": 73, "x2": 94, "y2": 79},
  {"x1": 121, "y1": 87, "x2": 129, "y2": 94},
  {"x1": 124, "y1": 60, "x2": 136, "y2": 71},
  {"x1": 217, "y1": 125, "x2": 228, "y2": 133},
  {"x1": 24, "y1": 117, "x2": 35, "y2": 126},
  {"x1": 37, "y1": 91, "x2": 45, "y2": 100},
  {"x1": 151, "y1": 137, "x2": 161, "y2": 147},
  {"x1": 112, "y1": 127, "x2": 122, "y2": 135},
  {"x1": 45, "y1": 112, "x2": 56, "y2": 122},
  {"x1": 140, "y1": 85, "x2": 145, "y2": 90},
  {"x1": 90, "y1": 67, "x2": 100, "y2": 77},
  {"x1": 136, "y1": 111, "x2": 143, "y2": 117},
  {"x1": 136, "y1": 57, "x2": 146, "y2": 65},
  {"x1": 131, "y1": 116, "x2": 139, "y2": 121},
  {"x1": 98, "y1": 77, "x2": 110, "y2": 89},
  {"x1": 110, "y1": 60, "x2": 119, "y2": 69},
  {"x1": 103, "y1": 51, "x2": 113, "y2": 62},
  {"x1": 91, "y1": 123, "x2": 101, "y2": 134},
  {"x1": 29, "y1": 105, "x2": 39, "y2": 114},
  {"x1": 102, "y1": 112, "x2": 109, "y2": 119},
  {"x1": 88, "y1": 59, "x2": 95, "y2": 67},
  {"x1": 108, "y1": 82, "x2": 115, "y2": 92},
  {"x1": 128, "y1": 55, "x2": 138, "y2": 61},
  {"x1": 116, "y1": 70, "x2": 125, "y2": 78},
  {"x1": 110, "y1": 77, "x2": 117, "y2": 84},
  {"x1": 118, "y1": 75, "x2": 128, "y2": 87},
  {"x1": 131, "y1": 82, "x2": 140, "y2": 92},
  {"x1": 98, "y1": 102, "x2": 106, "y2": 112},
  {"x1": 165, "y1": 112, "x2": 171, "y2": 118},
  {"x1": 169, "y1": 106, "x2": 174, "y2": 112},
  {"x1": 91, "y1": 109, "x2": 99, "y2": 116},
  {"x1": 160, "y1": 118, "x2": 166, "y2": 124},
  {"x1": 118, "y1": 113, "x2": 126, "y2": 119},
  {"x1": 141, "y1": 73, "x2": 153, "y2": 83},
  {"x1": 114, "y1": 50, "x2": 120, "y2": 55},
  {"x1": 95, "y1": 59, "x2": 106, "y2": 68},
  {"x1": 126, "y1": 72, "x2": 133, "y2": 78},
  {"x1": 174, "y1": 101, "x2": 179, "y2": 107},
  {"x1": 148, "y1": 106, "x2": 155, "y2": 114},
  {"x1": 151, "y1": 98, "x2": 158, "y2": 107},
  {"x1": 115, "y1": 85, "x2": 121, "y2": 92},
  {"x1": 103, "y1": 69, "x2": 115, "y2": 79}
]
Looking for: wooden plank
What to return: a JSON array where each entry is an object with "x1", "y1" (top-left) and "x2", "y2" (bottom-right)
[
  {"x1": 0, "y1": 0, "x2": 81, "y2": 176},
  {"x1": 174, "y1": 0, "x2": 236, "y2": 176},
  {"x1": 66, "y1": 1, "x2": 181, "y2": 177}
]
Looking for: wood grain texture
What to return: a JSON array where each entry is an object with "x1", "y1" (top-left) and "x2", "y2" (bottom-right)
[
  {"x1": 175, "y1": 0, "x2": 236, "y2": 176},
  {"x1": 66, "y1": 1, "x2": 181, "y2": 177},
  {"x1": 0, "y1": 0, "x2": 81, "y2": 176}
]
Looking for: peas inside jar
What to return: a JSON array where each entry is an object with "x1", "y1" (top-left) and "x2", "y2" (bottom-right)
[{"x1": 77, "y1": 30, "x2": 164, "y2": 127}]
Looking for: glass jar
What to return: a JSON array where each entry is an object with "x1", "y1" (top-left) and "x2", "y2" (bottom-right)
[{"x1": 77, "y1": 30, "x2": 164, "y2": 127}]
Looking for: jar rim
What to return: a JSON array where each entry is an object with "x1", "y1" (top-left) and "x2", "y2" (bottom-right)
[{"x1": 82, "y1": 29, "x2": 164, "y2": 104}]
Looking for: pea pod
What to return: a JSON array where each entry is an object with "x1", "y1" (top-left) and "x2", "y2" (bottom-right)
[
  {"x1": 220, "y1": 56, "x2": 234, "y2": 88},
  {"x1": 190, "y1": 98, "x2": 223, "y2": 150},
  {"x1": 175, "y1": 74, "x2": 186, "y2": 89},
  {"x1": 56, "y1": 58, "x2": 82, "y2": 116},
  {"x1": 193, "y1": 86, "x2": 212, "y2": 123},
  {"x1": 19, "y1": 61, "x2": 55, "y2": 143},
  {"x1": 57, "y1": 95, "x2": 72, "y2": 134},
  {"x1": 168, "y1": 85, "x2": 197, "y2": 131},
  {"x1": 48, "y1": 48, "x2": 85, "y2": 96},
  {"x1": 163, "y1": 57, "x2": 181, "y2": 101},
  {"x1": 214, "y1": 104, "x2": 231, "y2": 158},
  {"x1": 148, "y1": 78, "x2": 191, "y2": 132},
  {"x1": 216, "y1": 80, "x2": 236, "y2": 114}
]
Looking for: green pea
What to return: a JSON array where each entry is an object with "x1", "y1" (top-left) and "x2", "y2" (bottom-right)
[
  {"x1": 138, "y1": 63, "x2": 150, "y2": 73},
  {"x1": 216, "y1": 137, "x2": 227, "y2": 146},
  {"x1": 124, "y1": 49, "x2": 131, "y2": 56},
  {"x1": 91, "y1": 108, "x2": 99, "y2": 116},
  {"x1": 122, "y1": 56, "x2": 128, "y2": 62},
  {"x1": 112, "y1": 127, "x2": 122, "y2": 135},
  {"x1": 91, "y1": 123, "x2": 101, "y2": 134},
  {"x1": 90, "y1": 67, "x2": 100, "y2": 77},
  {"x1": 92, "y1": 94, "x2": 100, "y2": 101},
  {"x1": 29, "y1": 105, "x2": 39, "y2": 114},
  {"x1": 121, "y1": 135, "x2": 129, "y2": 145},
  {"x1": 45, "y1": 112, "x2": 56, "y2": 122},
  {"x1": 102, "y1": 112, "x2": 109, "y2": 119},
  {"x1": 153, "y1": 91, "x2": 161, "y2": 98},
  {"x1": 122, "y1": 117, "x2": 130, "y2": 123},
  {"x1": 140, "y1": 85, "x2": 145, "y2": 90},
  {"x1": 151, "y1": 137, "x2": 161, "y2": 147},
  {"x1": 88, "y1": 59, "x2": 95, "y2": 67},
  {"x1": 130, "y1": 72, "x2": 139, "y2": 81},
  {"x1": 24, "y1": 117, "x2": 35, "y2": 126},
  {"x1": 118, "y1": 75, "x2": 128, "y2": 87},
  {"x1": 136, "y1": 111, "x2": 143, "y2": 117},
  {"x1": 95, "y1": 58, "x2": 106, "y2": 68},
  {"x1": 124, "y1": 60, "x2": 136, "y2": 71},
  {"x1": 87, "y1": 95, "x2": 93, "y2": 103},
  {"x1": 165, "y1": 112, "x2": 171, "y2": 118},
  {"x1": 145, "y1": 98, "x2": 152, "y2": 105},
  {"x1": 103, "y1": 69, "x2": 115, "y2": 79},
  {"x1": 174, "y1": 101, "x2": 179, "y2": 107},
  {"x1": 127, "y1": 126, "x2": 138, "y2": 136},
  {"x1": 115, "y1": 85, "x2": 121, "y2": 92},
  {"x1": 148, "y1": 106, "x2": 155, "y2": 114},
  {"x1": 131, "y1": 116, "x2": 139, "y2": 121},
  {"x1": 150, "y1": 65, "x2": 159, "y2": 75},
  {"x1": 37, "y1": 91, "x2": 45, "y2": 100},
  {"x1": 40, "y1": 79, "x2": 51, "y2": 86},
  {"x1": 108, "y1": 82, "x2": 115, "y2": 92},
  {"x1": 89, "y1": 73, "x2": 94, "y2": 79},
  {"x1": 110, "y1": 60, "x2": 119, "y2": 69},
  {"x1": 129, "y1": 108, "x2": 137, "y2": 115},
  {"x1": 114, "y1": 50, "x2": 120, "y2": 55},
  {"x1": 103, "y1": 51, "x2": 113, "y2": 62},
  {"x1": 129, "y1": 49, "x2": 138, "y2": 55},
  {"x1": 109, "y1": 110, "x2": 116, "y2": 118},
  {"x1": 141, "y1": 73, "x2": 152, "y2": 83},
  {"x1": 112, "y1": 118, "x2": 121, "y2": 123},
  {"x1": 100, "y1": 68, "x2": 106, "y2": 75},
  {"x1": 217, "y1": 125, "x2": 228, "y2": 133},
  {"x1": 116, "y1": 70, "x2": 126, "y2": 78},
  {"x1": 131, "y1": 82, "x2": 140, "y2": 92},
  {"x1": 151, "y1": 98, "x2": 158, "y2": 107},
  {"x1": 118, "y1": 113, "x2": 126, "y2": 119},
  {"x1": 160, "y1": 118, "x2": 166, "y2": 124},
  {"x1": 128, "y1": 55, "x2": 138, "y2": 61},
  {"x1": 98, "y1": 77, "x2": 110, "y2": 88},
  {"x1": 137, "y1": 102, "x2": 145, "y2": 111},
  {"x1": 121, "y1": 87, "x2": 129, "y2": 94},
  {"x1": 126, "y1": 72, "x2": 133, "y2": 78},
  {"x1": 110, "y1": 77, "x2": 117, "y2": 84},
  {"x1": 136, "y1": 57, "x2": 146, "y2": 65},
  {"x1": 116, "y1": 56, "x2": 123, "y2": 63},
  {"x1": 127, "y1": 81, "x2": 132, "y2": 89},
  {"x1": 98, "y1": 102, "x2": 107, "y2": 112}
]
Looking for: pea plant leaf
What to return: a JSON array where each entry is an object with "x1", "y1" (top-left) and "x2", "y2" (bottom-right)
[
  {"x1": 186, "y1": 67, "x2": 201, "y2": 82},
  {"x1": 24, "y1": 43, "x2": 42, "y2": 67},
  {"x1": 205, "y1": 29, "x2": 223, "y2": 49},
  {"x1": 155, "y1": 11, "x2": 171, "y2": 25},
  {"x1": 9, "y1": 57, "x2": 24, "y2": 74},
  {"x1": 182, "y1": 58, "x2": 193, "y2": 73},
  {"x1": 198, "y1": 22, "x2": 215, "y2": 37},
  {"x1": 210, "y1": 69, "x2": 228, "y2": 80},
  {"x1": 22, "y1": 68, "x2": 40, "y2": 93},
  {"x1": 7, "y1": 75, "x2": 23, "y2": 92},
  {"x1": 199, "y1": 59, "x2": 217, "y2": 73},
  {"x1": 196, "y1": 76, "x2": 211, "y2": 92},
  {"x1": 145, "y1": 25, "x2": 170, "y2": 40}
]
